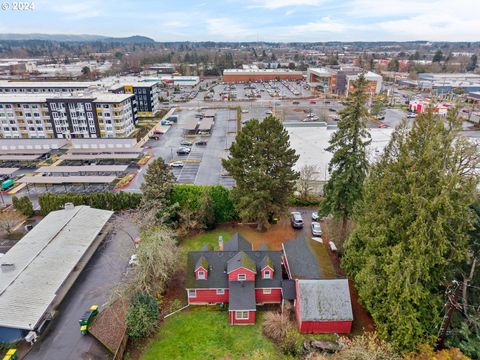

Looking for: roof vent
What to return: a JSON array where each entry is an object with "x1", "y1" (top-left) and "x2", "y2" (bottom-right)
[
  {"x1": 1, "y1": 263, "x2": 16, "y2": 272},
  {"x1": 64, "y1": 202, "x2": 74, "y2": 210}
]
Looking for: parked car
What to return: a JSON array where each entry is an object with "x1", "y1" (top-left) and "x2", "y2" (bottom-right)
[
  {"x1": 265, "y1": 110, "x2": 273, "y2": 115},
  {"x1": 176, "y1": 147, "x2": 191, "y2": 155},
  {"x1": 311, "y1": 222, "x2": 322, "y2": 236},
  {"x1": 325, "y1": 100, "x2": 331, "y2": 104},
  {"x1": 310, "y1": 100, "x2": 316, "y2": 104},
  {"x1": 407, "y1": 112, "x2": 417, "y2": 118},
  {"x1": 292, "y1": 101, "x2": 300, "y2": 105},
  {"x1": 329, "y1": 108, "x2": 337, "y2": 112},
  {"x1": 180, "y1": 141, "x2": 193, "y2": 146},
  {"x1": 290, "y1": 211, "x2": 304, "y2": 229},
  {"x1": 170, "y1": 161, "x2": 184, "y2": 168},
  {"x1": 312, "y1": 211, "x2": 319, "y2": 221},
  {"x1": 241, "y1": 109, "x2": 249, "y2": 113},
  {"x1": 195, "y1": 140, "x2": 208, "y2": 146}
]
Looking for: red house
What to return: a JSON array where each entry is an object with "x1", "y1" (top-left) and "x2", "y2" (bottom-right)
[
  {"x1": 186, "y1": 233, "x2": 286, "y2": 325},
  {"x1": 186, "y1": 233, "x2": 353, "y2": 332}
]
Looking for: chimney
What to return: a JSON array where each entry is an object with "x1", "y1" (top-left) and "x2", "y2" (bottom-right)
[{"x1": 218, "y1": 235, "x2": 224, "y2": 251}]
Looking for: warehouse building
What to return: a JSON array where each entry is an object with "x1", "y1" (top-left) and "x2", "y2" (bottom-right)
[
  {"x1": 417, "y1": 73, "x2": 480, "y2": 95},
  {"x1": 0, "y1": 205, "x2": 113, "y2": 342},
  {"x1": 223, "y1": 69, "x2": 303, "y2": 83}
]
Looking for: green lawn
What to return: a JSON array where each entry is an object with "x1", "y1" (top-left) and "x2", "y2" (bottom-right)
[
  {"x1": 141, "y1": 308, "x2": 281, "y2": 360},
  {"x1": 179, "y1": 229, "x2": 234, "y2": 253}
]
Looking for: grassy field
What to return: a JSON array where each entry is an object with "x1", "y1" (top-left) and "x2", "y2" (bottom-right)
[
  {"x1": 179, "y1": 229, "x2": 234, "y2": 253},
  {"x1": 141, "y1": 308, "x2": 281, "y2": 360}
]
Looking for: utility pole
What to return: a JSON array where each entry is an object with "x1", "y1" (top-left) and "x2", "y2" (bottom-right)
[{"x1": 436, "y1": 280, "x2": 462, "y2": 350}]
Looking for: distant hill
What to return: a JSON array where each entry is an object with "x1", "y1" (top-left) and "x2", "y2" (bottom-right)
[{"x1": 0, "y1": 34, "x2": 155, "y2": 44}]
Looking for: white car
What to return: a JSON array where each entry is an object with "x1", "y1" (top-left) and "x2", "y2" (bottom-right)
[
  {"x1": 266, "y1": 110, "x2": 273, "y2": 115},
  {"x1": 407, "y1": 113, "x2": 417, "y2": 118},
  {"x1": 170, "y1": 161, "x2": 184, "y2": 168},
  {"x1": 311, "y1": 222, "x2": 322, "y2": 236},
  {"x1": 241, "y1": 109, "x2": 249, "y2": 113},
  {"x1": 312, "y1": 211, "x2": 319, "y2": 221},
  {"x1": 128, "y1": 254, "x2": 139, "y2": 266}
]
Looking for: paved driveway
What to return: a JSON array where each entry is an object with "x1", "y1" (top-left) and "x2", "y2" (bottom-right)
[{"x1": 25, "y1": 214, "x2": 137, "y2": 360}]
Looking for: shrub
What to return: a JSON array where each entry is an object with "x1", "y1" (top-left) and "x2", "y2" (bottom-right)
[
  {"x1": 262, "y1": 311, "x2": 292, "y2": 343},
  {"x1": 281, "y1": 327, "x2": 304, "y2": 357},
  {"x1": 12, "y1": 196, "x2": 34, "y2": 217},
  {"x1": 125, "y1": 293, "x2": 159, "y2": 339},
  {"x1": 38, "y1": 192, "x2": 142, "y2": 215},
  {"x1": 289, "y1": 194, "x2": 322, "y2": 207}
]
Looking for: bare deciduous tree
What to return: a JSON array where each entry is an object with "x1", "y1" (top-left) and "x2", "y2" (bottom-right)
[
  {"x1": 0, "y1": 211, "x2": 23, "y2": 234},
  {"x1": 298, "y1": 165, "x2": 318, "y2": 199}
]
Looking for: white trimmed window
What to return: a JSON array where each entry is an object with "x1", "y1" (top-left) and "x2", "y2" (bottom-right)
[
  {"x1": 263, "y1": 289, "x2": 271, "y2": 295},
  {"x1": 197, "y1": 271, "x2": 205, "y2": 280},
  {"x1": 188, "y1": 290, "x2": 196, "y2": 298},
  {"x1": 235, "y1": 311, "x2": 249, "y2": 320},
  {"x1": 237, "y1": 274, "x2": 246, "y2": 281},
  {"x1": 216, "y1": 289, "x2": 225, "y2": 295},
  {"x1": 264, "y1": 270, "x2": 271, "y2": 279}
]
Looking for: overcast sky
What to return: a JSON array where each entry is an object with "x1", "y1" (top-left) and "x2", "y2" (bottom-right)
[{"x1": 1, "y1": 0, "x2": 479, "y2": 42}]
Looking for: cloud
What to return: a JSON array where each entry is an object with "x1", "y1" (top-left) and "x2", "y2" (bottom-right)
[
  {"x1": 249, "y1": 0, "x2": 327, "y2": 9},
  {"x1": 291, "y1": 17, "x2": 347, "y2": 33}
]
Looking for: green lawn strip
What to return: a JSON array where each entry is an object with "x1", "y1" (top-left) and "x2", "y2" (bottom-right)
[
  {"x1": 179, "y1": 229, "x2": 234, "y2": 253},
  {"x1": 141, "y1": 309, "x2": 281, "y2": 360}
]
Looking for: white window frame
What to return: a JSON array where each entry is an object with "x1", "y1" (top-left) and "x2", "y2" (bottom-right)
[
  {"x1": 264, "y1": 270, "x2": 271, "y2": 279},
  {"x1": 188, "y1": 289, "x2": 196, "y2": 298},
  {"x1": 237, "y1": 274, "x2": 246, "y2": 281},
  {"x1": 197, "y1": 271, "x2": 206, "y2": 280},
  {"x1": 263, "y1": 288, "x2": 271, "y2": 295},
  {"x1": 216, "y1": 289, "x2": 225, "y2": 295},
  {"x1": 235, "y1": 311, "x2": 249, "y2": 320}
]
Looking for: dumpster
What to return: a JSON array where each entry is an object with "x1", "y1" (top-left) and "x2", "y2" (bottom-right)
[{"x1": 79, "y1": 305, "x2": 99, "y2": 335}]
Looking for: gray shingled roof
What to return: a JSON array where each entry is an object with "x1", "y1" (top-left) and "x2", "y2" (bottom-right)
[
  {"x1": 281, "y1": 280, "x2": 297, "y2": 300},
  {"x1": 259, "y1": 255, "x2": 274, "y2": 270},
  {"x1": 229, "y1": 281, "x2": 256, "y2": 311},
  {"x1": 297, "y1": 280, "x2": 353, "y2": 321},
  {"x1": 186, "y1": 250, "x2": 283, "y2": 289},
  {"x1": 195, "y1": 256, "x2": 209, "y2": 270},
  {"x1": 227, "y1": 251, "x2": 257, "y2": 273},
  {"x1": 224, "y1": 233, "x2": 253, "y2": 251},
  {"x1": 283, "y1": 236, "x2": 324, "y2": 279}
]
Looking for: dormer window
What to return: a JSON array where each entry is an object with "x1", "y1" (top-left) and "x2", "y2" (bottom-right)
[
  {"x1": 264, "y1": 270, "x2": 271, "y2": 279},
  {"x1": 198, "y1": 271, "x2": 206, "y2": 280},
  {"x1": 238, "y1": 274, "x2": 246, "y2": 281}
]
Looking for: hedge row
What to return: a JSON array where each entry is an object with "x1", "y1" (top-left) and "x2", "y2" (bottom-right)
[
  {"x1": 38, "y1": 191, "x2": 142, "y2": 215},
  {"x1": 171, "y1": 184, "x2": 237, "y2": 223}
]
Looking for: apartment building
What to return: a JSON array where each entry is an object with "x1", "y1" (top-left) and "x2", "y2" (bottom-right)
[
  {"x1": 0, "y1": 93, "x2": 136, "y2": 139},
  {"x1": 110, "y1": 81, "x2": 160, "y2": 117},
  {"x1": 0, "y1": 95, "x2": 53, "y2": 139},
  {"x1": 0, "y1": 81, "x2": 95, "y2": 94}
]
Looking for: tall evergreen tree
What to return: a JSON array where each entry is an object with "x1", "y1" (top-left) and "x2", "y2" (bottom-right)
[
  {"x1": 320, "y1": 74, "x2": 371, "y2": 241},
  {"x1": 342, "y1": 110, "x2": 479, "y2": 352},
  {"x1": 140, "y1": 158, "x2": 177, "y2": 226},
  {"x1": 222, "y1": 116, "x2": 299, "y2": 231}
]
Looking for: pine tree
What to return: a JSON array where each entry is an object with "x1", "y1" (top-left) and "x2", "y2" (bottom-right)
[
  {"x1": 342, "y1": 110, "x2": 479, "y2": 352},
  {"x1": 320, "y1": 73, "x2": 371, "y2": 242},
  {"x1": 222, "y1": 116, "x2": 299, "y2": 231},
  {"x1": 140, "y1": 158, "x2": 176, "y2": 226}
]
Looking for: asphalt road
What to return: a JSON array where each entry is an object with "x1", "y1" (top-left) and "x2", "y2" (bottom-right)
[{"x1": 25, "y1": 214, "x2": 137, "y2": 360}]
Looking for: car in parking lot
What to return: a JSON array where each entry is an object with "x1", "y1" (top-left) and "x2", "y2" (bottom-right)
[
  {"x1": 170, "y1": 161, "x2": 184, "y2": 168},
  {"x1": 407, "y1": 112, "x2": 417, "y2": 118},
  {"x1": 310, "y1": 100, "x2": 316, "y2": 104},
  {"x1": 195, "y1": 140, "x2": 208, "y2": 146},
  {"x1": 241, "y1": 109, "x2": 249, "y2": 113},
  {"x1": 292, "y1": 101, "x2": 300, "y2": 105},
  {"x1": 290, "y1": 211, "x2": 304, "y2": 229},
  {"x1": 180, "y1": 140, "x2": 193, "y2": 146},
  {"x1": 312, "y1": 211, "x2": 319, "y2": 221},
  {"x1": 329, "y1": 108, "x2": 337, "y2": 112},
  {"x1": 311, "y1": 222, "x2": 322, "y2": 236},
  {"x1": 266, "y1": 110, "x2": 273, "y2": 115},
  {"x1": 176, "y1": 147, "x2": 191, "y2": 155}
]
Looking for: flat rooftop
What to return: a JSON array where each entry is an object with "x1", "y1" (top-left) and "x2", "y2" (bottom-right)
[
  {"x1": 0, "y1": 80, "x2": 96, "y2": 88},
  {"x1": 0, "y1": 154, "x2": 42, "y2": 161},
  {"x1": 223, "y1": 69, "x2": 303, "y2": 75},
  {"x1": 19, "y1": 175, "x2": 117, "y2": 184},
  {"x1": 35, "y1": 165, "x2": 128, "y2": 174},
  {"x1": 60, "y1": 153, "x2": 140, "y2": 160},
  {"x1": 0, "y1": 168, "x2": 19, "y2": 176},
  {"x1": 0, "y1": 206, "x2": 113, "y2": 330}
]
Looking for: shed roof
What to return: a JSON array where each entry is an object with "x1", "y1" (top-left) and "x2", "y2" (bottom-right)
[
  {"x1": 0, "y1": 206, "x2": 113, "y2": 330},
  {"x1": 183, "y1": 118, "x2": 198, "y2": 131},
  {"x1": 59, "y1": 153, "x2": 140, "y2": 160},
  {"x1": 297, "y1": 280, "x2": 353, "y2": 322},
  {"x1": 0, "y1": 154, "x2": 42, "y2": 161},
  {"x1": 198, "y1": 118, "x2": 214, "y2": 131},
  {"x1": 0, "y1": 168, "x2": 19, "y2": 176},
  {"x1": 281, "y1": 280, "x2": 297, "y2": 300}
]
